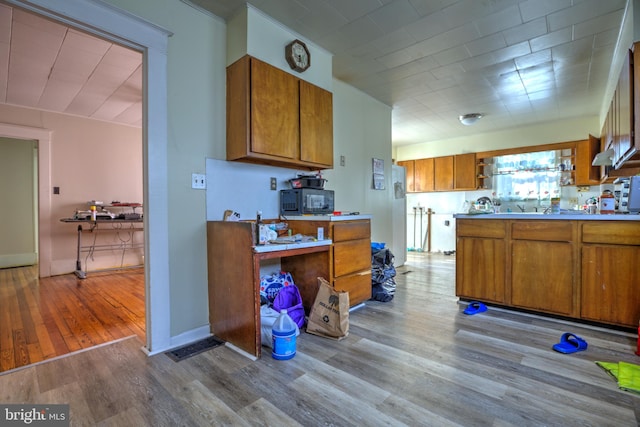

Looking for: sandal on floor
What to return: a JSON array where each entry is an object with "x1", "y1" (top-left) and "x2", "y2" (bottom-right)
[
  {"x1": 552, "y1": 332, "x2": 588, "y2": 354},
  {"x1": 463, "y1": 301, "x2": 487, "y2": 315}
]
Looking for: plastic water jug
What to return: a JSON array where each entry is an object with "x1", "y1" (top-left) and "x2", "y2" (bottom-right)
[{"x1": 272, "y1": 309, "x2": 296, "y2": 360}]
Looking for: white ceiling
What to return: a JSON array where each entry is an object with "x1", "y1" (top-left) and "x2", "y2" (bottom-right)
[
  {"x1": 0, "y1": 2, "x2": 143, "y2": 127},
  {"x1": 0, "y1": 0, "x2": 629, "y2": 147}
]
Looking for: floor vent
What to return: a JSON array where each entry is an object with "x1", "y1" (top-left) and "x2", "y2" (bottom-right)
[{"x1": 165, "y1": 336, "x2": 225, "y2": 362}]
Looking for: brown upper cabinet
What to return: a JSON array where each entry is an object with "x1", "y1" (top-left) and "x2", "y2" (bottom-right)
[
  {"x1": 397, "y1": 158, "x2": 434, "y2": 192},
  {"x1": 434, "y1": 156, "x2": 454, "y2": 191},
  {"x1": 574, "y1": 136, "x2": 601, "y2": 185},
  {"x1": 226, "y1": 55, "x2": 333, "y2": 170},
  {"x1": 397, "y1": 160, "x2": 415, "y2": 192},
  {"x1": 599, "y1": 42, "x2": 640, "y2": 179},
  {"x1": 453, "y1": 153, "x2": 477, "y2": 190},
  {"x1": 415, "y1": 158, "x2": 435, "y2": 192}
]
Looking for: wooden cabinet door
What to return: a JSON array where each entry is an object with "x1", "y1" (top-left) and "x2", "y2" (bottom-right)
[
  {"x1": 334, "y1": 238, "x2": 371, "y2": 277},
  {"x1": 397, "y1": 160, "x2": 415, "y2": 192},
  {"x1": 582, "y1": 245, "x2": 640, "y2": 327},
  {"x1": 454, "y1": 153, "x2": 476, "y2": 190},
  {"x1": 251, "y1": 58, "x2": 300, "y2": 159},
  {"x1": 434, "y1": 156, "x2": 454, "y2": 191},
  {"x1": 511, "y1": 241, "x2": 574, "y2": 315},
  {"x1": 415, "y1": 158, "x2": 434, "y2": 192},
  {"x1": 334, "y1": 272, "x2": 371, "y2": 306},
  {"x1": 300, "y1": 80, "x2": 333, "y2": 167},
  {"x1": 575, "y1": 136, "x2": 601, "y2": 185},
  {"x1": 615, "y1": 49, "x2": 633, "y2": 167},
  {"x1": 456, "y1": 236, "x2": 506, "y2": 303}
]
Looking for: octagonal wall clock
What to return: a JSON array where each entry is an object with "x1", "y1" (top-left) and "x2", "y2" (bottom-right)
[{"x1": 285, "y1": 39, "x2": 311, "y2": 72}]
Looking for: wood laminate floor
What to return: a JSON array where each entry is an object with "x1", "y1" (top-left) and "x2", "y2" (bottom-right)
[{"x1": 1, "y1": 253, "x2": 639, "y2": 426}]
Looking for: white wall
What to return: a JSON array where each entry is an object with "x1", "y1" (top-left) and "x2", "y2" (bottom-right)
[
  {"x1": 395, "y1": 116, "x2": 599, "y2": 161},
  {"x1": 323, "y1": 79, "x2": 393, "y2": 247},
  {"x1": 0, "y1": 104, "x2": 143, "y2": 274}
]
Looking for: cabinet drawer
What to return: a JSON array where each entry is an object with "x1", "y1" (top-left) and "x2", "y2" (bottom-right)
[
  {"x1": 334, "y1": 272, "x2": 371, "y2": 306},
  {"x1": 512, "y1": 221, "x2": 574, "y2": 242},
  {"x1": 332, "y1": 220, "x2": 370, "y2": 242},
  {"x1": 456, "y1": 219, "x2": 506, "y2": 238},
  {"x1": 334, "y1": 239, "x2": 371, "y2": 277},
  {"x1": 582, "y1": 221, "x2": 640, "y2": 245}
]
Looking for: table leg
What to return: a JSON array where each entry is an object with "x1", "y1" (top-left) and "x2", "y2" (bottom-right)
[{"x1": 75, "y1": 225, "x2": 86, "y2": 279}]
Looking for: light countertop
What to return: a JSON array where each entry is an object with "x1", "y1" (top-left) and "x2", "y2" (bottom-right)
[
  {"x1": 253, "y1": 239, "x2": 332, "y2": 253},
  {"x1": 283, "y1": 214, "x2": 372, "y2": 221},
  {"x1": 453, "y1": 212, "x2": 640, "y2": 221}
]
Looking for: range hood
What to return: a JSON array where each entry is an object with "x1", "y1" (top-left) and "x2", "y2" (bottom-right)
[{"x1": 592, "y1": 148, "x2": 615, "y2": 166}]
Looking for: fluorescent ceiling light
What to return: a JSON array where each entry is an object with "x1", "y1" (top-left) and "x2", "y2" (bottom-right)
[
  {"x1": 459, "y1": 113, "x2": 483, "y2": 126},
  {"x1": 591, "y1": 148, "x2": 615, "y2": 166}
]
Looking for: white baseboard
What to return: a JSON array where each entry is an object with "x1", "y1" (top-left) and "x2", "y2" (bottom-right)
[{"x1": 144, "y1": 324, "x2": 212, "y2": 356}]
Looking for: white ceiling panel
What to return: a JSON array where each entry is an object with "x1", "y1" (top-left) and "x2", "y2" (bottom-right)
[{"x1": 0, "y1": 0, "x2": 631, "y2": 145}]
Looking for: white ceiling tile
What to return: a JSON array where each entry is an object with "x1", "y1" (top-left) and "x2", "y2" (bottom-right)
[
  {"x1": 0, "y1": 4, "x2": 11, "y2": 44},
  {"x1": 0, "y1": 0, "x2": 629, "y2": 143},
  {"x1": 546, "y1": 0, "x2": 626, "y2": 32},
  {"x1": 573, "y1": 10, "x2": 624, "y2": 40},
  {"x1": 529, "y1": 27, "x2": 572, "y2": 52},
  {"x1": 502, "y1": 17, "x2": 547, "y2": 46},
  {"x1": 323, "y1": 0, "x2": 384, "y2": 21},
  {"x1": 465, "y1": 33, "x2": 507, "y2": 57},
  {"x1": 473, "y1": 4, "x2": 522, "y2": 37},
  {"x1": 518, "y1": 0, "x2": 571, "y2": 23},
  {"x1": 367, "y1": 0, "x2": 421, "y2": 34}
]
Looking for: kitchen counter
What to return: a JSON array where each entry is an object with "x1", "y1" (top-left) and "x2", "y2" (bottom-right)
[
  {"x1": 455, "y1": 215, "x2": 640, "y2": 329},
  {"x1": 454, "y1": 212, "x2": 640, "y2": 221},
  {"x1": 283, "y1": 214, "x2": 372, "y2": 221}
]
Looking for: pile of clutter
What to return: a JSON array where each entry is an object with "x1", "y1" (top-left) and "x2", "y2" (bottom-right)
[
  {"x1": 371, "y1": 243, "x2": 396, "y2": 302},
  {"x1": 259, "y1": 271, "x2": 305, "y2": 348}
]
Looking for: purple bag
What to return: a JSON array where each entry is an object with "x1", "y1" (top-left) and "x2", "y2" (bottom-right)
[{"x1": 273, "y1": 284, "x2": 305, "y2": 328}]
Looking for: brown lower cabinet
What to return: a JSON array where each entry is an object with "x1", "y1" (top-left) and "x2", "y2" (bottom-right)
[
  {"x1": 207, "y1": 217, "x2": 372, "y2": 359},
  {"x1": 456, "y1": 218, "x2": 640, "y2": 328},
  {"x1": 456, "y1": 220, "x2": 506, "y2": 304},
  {"x1": 287, "y1": 218, "x2": 372, "y2": 307},
  {"x1": 581, "y1": 222, "x2": 640, "y2": 327}
]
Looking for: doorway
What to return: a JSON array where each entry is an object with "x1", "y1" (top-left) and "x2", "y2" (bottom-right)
[
  {"x1": 3, "y1": 0, "x2": 172, "y2": 359},
  {"x1": 0, "y1": 137, "x2": 37, "y2": 269}
]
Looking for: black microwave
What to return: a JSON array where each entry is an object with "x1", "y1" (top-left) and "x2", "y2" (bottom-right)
[{"x1": 280, "y1": 189, "x2": 334, "y2": 216}]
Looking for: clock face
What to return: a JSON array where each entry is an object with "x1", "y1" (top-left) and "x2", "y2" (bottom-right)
[{"x1": 285, "y1": 39, "x2": 311, "y2": 72}]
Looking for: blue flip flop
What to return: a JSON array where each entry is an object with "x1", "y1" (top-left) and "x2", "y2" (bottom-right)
[
  {"x1": 463, "y1": 301, "x2": 487, "y2": 315},
  {"x1": 552, "y1": 332, "x2": 588, "y2": 354}
]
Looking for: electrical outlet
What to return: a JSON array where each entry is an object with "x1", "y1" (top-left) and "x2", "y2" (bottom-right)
[
  {"x1": 340, "y1": 155, "x2": 346, "y2": 167},
  {"x1": 270, "y1": 177, "x2": 277, "y2": 190},
  {"x1": 192, "y1": 173, "x2": 206, "y2": 189}
]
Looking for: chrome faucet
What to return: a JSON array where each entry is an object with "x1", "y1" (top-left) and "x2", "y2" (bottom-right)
[{"x1": 516, "y1": 204, "x2": 526, "y2": 212}]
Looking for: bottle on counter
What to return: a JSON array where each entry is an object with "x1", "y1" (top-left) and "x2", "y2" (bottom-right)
[
  {"x1": 599, "y1": 190, "x2": 615, "y2": 214},
  {"x1": 551, "y1": 197, "x2": 560, "y2": 214},
  {"x1": 255, "y1": 210, "x2": 262, "y2": 245}
]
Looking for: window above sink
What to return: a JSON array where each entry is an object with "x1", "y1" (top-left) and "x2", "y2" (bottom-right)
[{"x1": 488, "y1": 149, "x2": 572, "y2": 202}]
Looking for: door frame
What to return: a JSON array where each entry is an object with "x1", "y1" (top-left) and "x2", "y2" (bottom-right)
[
  {"x1": 0, "y1": 126, "x2": 49, "y2": 271},
  {"x1": 7, "y1": 0, "x2": 173, "y2": 355}
]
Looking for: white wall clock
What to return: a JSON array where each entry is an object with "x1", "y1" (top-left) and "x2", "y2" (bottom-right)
[{"x1": 285, "y1": 39, "x2": 310, "y2": 72}]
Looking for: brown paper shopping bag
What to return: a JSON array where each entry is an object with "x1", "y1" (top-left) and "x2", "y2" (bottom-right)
[{"x1": 306, "y1": 277, "x2": 349, "y2": 340}]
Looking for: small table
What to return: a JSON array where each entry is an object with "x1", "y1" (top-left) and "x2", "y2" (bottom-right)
[{"x1": 60, "y1": 218, "x2": 144, "y2": 278}]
